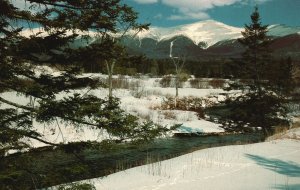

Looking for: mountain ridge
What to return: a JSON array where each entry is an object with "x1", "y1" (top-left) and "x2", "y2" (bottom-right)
[
  {"x1": 134, "y1": 20, "x2": 243, "y2": 47},
  {"x1": 133, "y1": 20, "x2": 300, "y2": 48},
  {"x1": 19, "y1": 20, "x2": 300, "y2": 60},
  {"x1": 123, "y1": 20, "x2": 300, "y2": 60}
]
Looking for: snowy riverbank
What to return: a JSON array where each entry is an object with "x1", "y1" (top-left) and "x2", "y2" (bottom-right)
[{"x1": 65, "y1": 127, "x2": 300, "y2": 190}]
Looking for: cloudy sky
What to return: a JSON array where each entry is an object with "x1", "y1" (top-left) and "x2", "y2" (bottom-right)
[{"x1": 122, "y1": 0, "x2": 300, "y2": 27}]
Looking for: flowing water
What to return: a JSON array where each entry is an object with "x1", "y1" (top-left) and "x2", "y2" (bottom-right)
[{"x1": 1, "y1": 132, "x2": 264, "y2": 189}]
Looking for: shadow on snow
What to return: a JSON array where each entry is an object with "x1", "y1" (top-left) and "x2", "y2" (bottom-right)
[
  {"x1": 273, "y1": 184, "x2": 300, "y2": 190},
  {"x1": 245, "y1": 154, "x2": 300, "y2": 177}
]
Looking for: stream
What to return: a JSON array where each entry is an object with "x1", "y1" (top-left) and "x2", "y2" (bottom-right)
[{"x1": 1, "y1": 132, "x2": 264, "y2": 189}]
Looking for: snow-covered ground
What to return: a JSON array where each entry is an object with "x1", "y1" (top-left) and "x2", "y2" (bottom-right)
[
  {"x1": 61, "y1": 127, "x2": 300, "y2": 190},
  {"x1": 1, "y1": 74, "x2": 235, "y2": 148}
]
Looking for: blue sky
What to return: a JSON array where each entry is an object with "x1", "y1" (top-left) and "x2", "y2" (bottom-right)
[{"x1": 122, "y1": 0, "x2": 300, "y2": 27}]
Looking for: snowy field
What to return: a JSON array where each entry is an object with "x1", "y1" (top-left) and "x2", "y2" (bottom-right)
[
  {"x1": 2, "y1": 69, "x2": 300, "y2": 189},
  {"x1": 62, "y1": 127, "x2": 300, "y2": 190},
  {"x1": 0, "y1": 73, "x2": 237, "y2": 148}
]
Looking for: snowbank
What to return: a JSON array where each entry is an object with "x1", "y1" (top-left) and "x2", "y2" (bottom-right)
[
  {"x1": 72, "y1": 128, "x2": 300, "y2": 190},
  {"x1": 176, "y1": 120, "x2": 224, "y2": 133},
  {"x1": 0, "y1": 74, "x2": 238, "y2": 148}
]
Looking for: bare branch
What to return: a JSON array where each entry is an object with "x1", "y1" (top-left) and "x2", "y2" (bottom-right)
[
  {"x1": 27, "y1": 0, "x2": 92, "y2": 10},
  {"x1": 0, "y1": 96, "x2": 100, "y2": 128},
  {"x1": 0, "y1": 96, "x2": 35, "y2": 111}
]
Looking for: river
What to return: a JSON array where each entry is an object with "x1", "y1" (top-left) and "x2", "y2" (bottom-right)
[{"x1": 1, "y1": 132, "x2": 264, "y2": 189}]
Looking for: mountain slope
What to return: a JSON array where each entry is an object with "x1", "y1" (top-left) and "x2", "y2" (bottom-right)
[
  {"x1": 19, "y1": 20, "x2": 300, "y2": 60},
  {"x1": 136, "y1": 20, "x2": 243, "y2": 47},
  {"x1": 124, "y1": 20, "x2": 300, "y2": 60},
  {"x1": 268, "y1": 24, "x2": 300, "y2": 37}
]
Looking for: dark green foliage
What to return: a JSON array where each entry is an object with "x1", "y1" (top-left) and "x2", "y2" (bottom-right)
[
  {"x1": 0, "y1": 0, "x2": 168, "y2": 156},
  {"x1": 0, "y1": 1, "x2": 173, "y2": 188},
  {"x1": 222, "y1": 7, "x2": 290, "y2": 135},
  {"x1": 238, "y1": 6, "x2": 271, "y2": 92},
  {"x1": 267, "y1": 57, "x2": 295, "y2": 95},
  {"x1": 224, "y1": 91, "x2": 287, "y2": 134}
]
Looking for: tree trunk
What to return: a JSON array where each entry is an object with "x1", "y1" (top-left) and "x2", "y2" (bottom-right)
[
  {"x1": 171, "y1": 56, "x2": 186, "y2": 108},
  {"x1": 175, "y1": 74, "x2": 178, "y2": 108},
  {"x1": 175, "y1": 67, "x2": 179, "y2": 108},
  {"x1": 106, "y1": 60, "x2": 115, "y2": 98}
]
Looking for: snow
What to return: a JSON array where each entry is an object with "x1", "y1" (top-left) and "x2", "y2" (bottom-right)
[
  {"x1": 2, "y1": 67, "x2": 300, "y2": 189},
  {"x1": 268, "y1": 24, "x2": 300, "y2": 37},
  {"x1": 135, "y1": 20, "x2": 300, "y2": 48},
  {"x1": 60, "y1": 127, "x2": 300, "y2": 190},
  {"x1": 136, "y1": 20, "x2": 243, "y2": 47},
  {"x1": 1, "y1": 73, "x2": 235, "y2": 148},
  {"x1": 20, "y1": 28, "x2": 97, "y2": 38},
  {"x1": 18, "y1": 21, "x2": 300, "y2": 50},
  {"x1": 34, "y1": 65, "x2": 63, "y2": 77},
  {"x1": 176, "y1": 120, "x2": 224, "y2": 133}
]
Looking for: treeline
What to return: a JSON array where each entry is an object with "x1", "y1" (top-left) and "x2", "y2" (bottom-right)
[{"x1": 81, "y1": 55, "x2": 299, "y2": 83}]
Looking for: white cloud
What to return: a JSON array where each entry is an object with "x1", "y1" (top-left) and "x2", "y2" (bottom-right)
[
  {"x1": 132, "y1": 0, "x2": 272, "y2": 20},
  {"x1": 133, "y1": 0, "x2": 158, "y2": 4},
  {"x1": 168, "y1": 12, "x2": 209, "y2": 20},
  {"x1": 240, "y1": 0, "x2": 271, "y2": 5},
  {"x1": 162, "y1": 0, "x2": 241, "y2": 10},
  {"x1": 162, "y1": 0, "x2": 242, "y2": 20}
]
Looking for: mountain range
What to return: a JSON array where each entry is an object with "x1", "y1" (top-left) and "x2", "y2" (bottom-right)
[
  {"x1": 20, "y1": 20, "x2": 300, "y2": 61},
  {"x1": 121, "y1": 20, "x2": 300, "y2": 60}
]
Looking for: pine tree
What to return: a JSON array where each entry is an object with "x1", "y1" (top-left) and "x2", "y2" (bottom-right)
[
  {"x1": 277, "y1": 57, "x2": 294, "y2": 95},
  {"x1": 0, "y1": 0, "x2": 166, "y2": 157},
  {"x1": 238, "y1": 6, "x2": 271, "y2": 92},
  {"x1": 225, "y1": 7, "x2": 288, "y2": 135}
]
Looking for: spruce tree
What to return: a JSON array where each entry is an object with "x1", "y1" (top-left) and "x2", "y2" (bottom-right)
[
  {"x1": 0, "y1": 0, "x2": 166, "y2": 156},
  {"x1": 238, "y1": 6, "x2": 271, "y2": 92},
  {"x1": 225, "y1": 7, "x2": 288, "y2": 135},
  {"x1": 277, "y1": 57, "x2": 294, "y2": 95}
]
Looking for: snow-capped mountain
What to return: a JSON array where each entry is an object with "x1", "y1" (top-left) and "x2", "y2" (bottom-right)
[
  {"x1": 268, "y1": 24, "x2": 300, "y2": 37},
  {"x1": 18, "y1": 20, "x2": 300, "y2": 60},
  {"x1": 133, "y1": 20, "x2": 300, "y2": 48},
  {"x1": 123, "y1": 20, "x2": 300, "y2": 60},
  {"x1": 135, "y1": 20, "x2": 243, "y2": 47}
]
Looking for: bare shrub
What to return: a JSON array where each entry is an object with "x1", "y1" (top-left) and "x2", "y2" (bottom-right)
[
  {"x1": 160, "y1": 75, "x2": 173, "y2": 88},
  {"x1": 239, "y1": 79, "x2": 254, "y2": 86},
  {"x1": 162, "y1": 111, "x2": 177, "y2": 120},
  {"x1": 209, "y1": 79, "x2": 226, "y2": 89},
  {"x1": 160, "y1": 74, "x2": 189, "y2": 88},
  {"x1": 160, "y1": 96, "x2": 212, "y2": 118},
  {"x1": 109, "y1": 75, "x2": 141, "y2": 90},
  {"x1": 189, "y1": 78, "x2": 210, "y2": 89},
  {"x1": 179, "y1": 73, "x2": 190, "y2": 83},
  {"x1": 285, "y1": 102, "x2": 300, "y2": 116},
  {"x1": 130, "y1": 81, "x2": 145, "y2": 98},
  {"x1": 146, "y1": 89, "x2": 163, "y2": 97}
]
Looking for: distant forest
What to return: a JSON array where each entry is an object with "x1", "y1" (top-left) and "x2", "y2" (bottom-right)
[{"x1": 81, "y1": 56, "x2": 299, "y2": 81}]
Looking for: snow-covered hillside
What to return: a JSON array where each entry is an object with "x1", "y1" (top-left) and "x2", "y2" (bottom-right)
[
  {"x1": 268, "y1": 24, "x2": 300, "y2": 37},
  {"x1": 0, "y1": 73, "x2": 236, "y2": 149},
  {"x1": 58, "y1": 126, "x2": 300, "y2": 190},
  {"x1": 134, "y1": 20, "x2": 300, "y2": 48},
  {"x1": 135, "y1": 20, "x2": 243, "y2": 47},
  {"x1": 19, "y1": 20, "x2": 300, "y2": 50}
]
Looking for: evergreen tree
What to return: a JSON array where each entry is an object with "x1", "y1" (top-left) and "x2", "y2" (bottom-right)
[
  {"x1": 238, "y1": 6, "x2": 271, "y2": 92},
  {"x1": 0, "y1": 0, "x2": 167, "y2": 157},
  {"x1": 276, "y1": 57, "x2": 294, "y2": 95},
  {"x1": 224, "y1": 7, "x2": 288, "y2": 135}
]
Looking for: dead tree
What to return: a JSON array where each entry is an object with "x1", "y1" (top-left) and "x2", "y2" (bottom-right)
[
  {"x1": 169, "y1": 40, "x2": 186, "y2": 107},
  {"x1": 106, "y1": 60, "x2": 116, "y2": 98}
]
